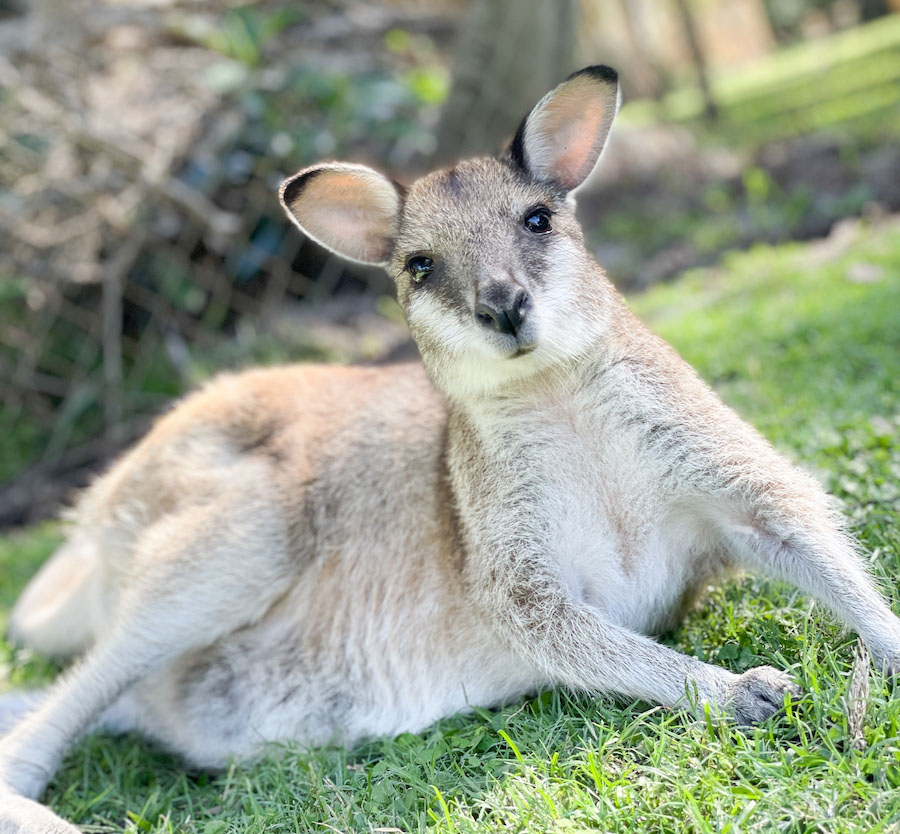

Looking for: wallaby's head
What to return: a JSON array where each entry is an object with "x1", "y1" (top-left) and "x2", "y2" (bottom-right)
[{"x1": 280, "y1": 66, "x2": 620, "y2": 399}]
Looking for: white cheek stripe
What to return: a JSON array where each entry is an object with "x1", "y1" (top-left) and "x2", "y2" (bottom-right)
[
  {"x1": 404, "y1": 240, "x2": 603, "y2": 397},
  {"x1": 408, "y1": 293, "x2": 475, "y2": 356}
]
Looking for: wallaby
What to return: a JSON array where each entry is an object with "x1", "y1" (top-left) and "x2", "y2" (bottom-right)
[{"x1": 2, "y1": 66, "x2": 900, "y2": 834}]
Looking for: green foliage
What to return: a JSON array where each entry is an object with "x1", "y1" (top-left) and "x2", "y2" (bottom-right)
[
  {"x1": 174, "y1": 5, "x2": 302, "y2": 68},
  {"x1": 0, "y1": 49, "x2": 448, "y2": 487},
  {"x1": 2, "y1": 225, "x2": 900, "y2": 831},
  {"x1": 256, "y1": 65, "x2": 445, "y2": 168}
]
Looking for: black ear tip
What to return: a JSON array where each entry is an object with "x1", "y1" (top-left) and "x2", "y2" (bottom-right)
[
  {"x1": 568, "y1": 65, "x2": 618, "y2": 86},
  {"x1": 279, "y1": 168, "x2": 323, "y2": 211}
]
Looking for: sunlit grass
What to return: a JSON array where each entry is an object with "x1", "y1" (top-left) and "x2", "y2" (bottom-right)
[{"x1": 621, "y1": 14, "x2": 900, "y2": 145}]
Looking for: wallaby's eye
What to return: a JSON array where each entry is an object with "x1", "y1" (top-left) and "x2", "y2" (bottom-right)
[
  {"x1": 406, "y1": 255, "x2": 435, "y2": 284},
  {"x1": 524, "y1": 207, "x2": 552, "y2": 234}
]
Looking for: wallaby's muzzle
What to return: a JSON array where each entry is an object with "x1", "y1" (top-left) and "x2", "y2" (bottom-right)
[{"x1": 474, "y1": 286, "x2": 531, "y2": 338}]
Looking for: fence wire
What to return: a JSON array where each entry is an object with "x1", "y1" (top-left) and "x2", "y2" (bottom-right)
[{"x1": 0, "y1": 0, "x2": 457, "y2": 525}]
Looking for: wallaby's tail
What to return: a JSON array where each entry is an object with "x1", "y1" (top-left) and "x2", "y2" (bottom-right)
[{"x1": 8, "y1": 537, "x2": 105, "y2": 657}]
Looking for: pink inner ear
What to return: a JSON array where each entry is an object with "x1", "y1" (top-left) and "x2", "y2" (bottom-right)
[
  {"x1": 551, "y1": 100, "x2": 606, "y2": 187},
  {"x1": 524, "y1": 77, "x2": 614, "y2": 190},
  {"x1": 289, "y1": 169, "x2": 398, "y2": 264},
  {"x1": 313, "y1": 181, "x2": 385, "y2": 252}
]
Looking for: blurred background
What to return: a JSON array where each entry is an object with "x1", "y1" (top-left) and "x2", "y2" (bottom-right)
[{"x1": 1, "y1": 0, "x2": 899, "y2": 527}]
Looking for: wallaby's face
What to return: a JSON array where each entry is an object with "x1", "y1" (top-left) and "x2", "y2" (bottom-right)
[
  {"x1": 280, "y1": 67, "x2": 620, "y2": 398},
  {"x1": 389, "y1": 159, "x2": 606, "y2": 397}
]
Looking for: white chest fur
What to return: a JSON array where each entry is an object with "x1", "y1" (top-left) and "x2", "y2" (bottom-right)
[{"x1": 462, "y1": 388, "x2": 719, "y2": 637}]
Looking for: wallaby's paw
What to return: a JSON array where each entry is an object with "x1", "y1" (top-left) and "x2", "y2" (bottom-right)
[
  {"x1": 0, "y1": 793, "x2": 81, "y2": 834},
  {"x1": 878, "y1": 657, "x2": 900, "y2": 677},
  {"x1": 863, "y1": 628, "x2": 900, "y2": 677},
  {"x1": 864, "y1": 648, "x2": 894, "y2": 677},
  {"x1": 727, "y1": 666, "x2": 800, "y2": 725}
]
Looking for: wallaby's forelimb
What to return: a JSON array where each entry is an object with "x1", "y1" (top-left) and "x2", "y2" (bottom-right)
[{"x1": 721, "y1": 507, "x2": 900, "y2": 671}]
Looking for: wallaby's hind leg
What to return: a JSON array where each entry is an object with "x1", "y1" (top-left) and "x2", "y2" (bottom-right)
[
  {"x1": 7, "y1": 537, "x2": 106, "y2": 658},
  {"x1": 0, "y1": 473, "x2": 295, "y2": 803},
  {"x1": 0, "y1": 688, "x2": 140, "y2": 737},
  {"x1": 720, "y1": 499, "x2": 900, "y2": 671},
  {"x1": 0, "y1": 691, "x2": 45, "y2": 735}
]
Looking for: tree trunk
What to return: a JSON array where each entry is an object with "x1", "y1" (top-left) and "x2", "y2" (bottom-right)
[
  {"x1": 859, "y1": 0, "x2": 889, "y2": 21},
  {"x1": 673, "y1": 0, "x2": 718, "y2": 121},
  {"x1": 434, "y1": 0, "x2": 578, "y2": 164}
]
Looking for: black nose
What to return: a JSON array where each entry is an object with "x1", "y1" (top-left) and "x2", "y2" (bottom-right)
[{"x1": 475, "y1": 289, "x2": 530, "y2": 336}]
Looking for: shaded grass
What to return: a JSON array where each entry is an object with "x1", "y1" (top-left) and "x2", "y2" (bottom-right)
[{"x1": 2, "y1": 220, "x2": 900, "y2": 832}]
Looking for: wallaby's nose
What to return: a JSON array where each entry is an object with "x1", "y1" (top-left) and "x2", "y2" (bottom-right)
[{"x1": 475, "y1": 289, "x2": 531, "y2": 336}]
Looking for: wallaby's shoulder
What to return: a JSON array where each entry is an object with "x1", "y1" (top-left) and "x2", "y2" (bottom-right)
[
  {"x1": 601, "y1": 302, "x2": 736, "y2": 418},
  {"x1": 78, "y1": 360, "x2": 445, "y2": 531},
  {"x1": 147, "y1": 359, "x2": 439, "y2": 448}
]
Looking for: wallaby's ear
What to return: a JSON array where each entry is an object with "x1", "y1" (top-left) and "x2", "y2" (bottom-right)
[
  {"x1": 279, "y1": 163, "x2": 402, "y2": 266},
  {"x1": 509, "y1": 65, "x2": 620, "y2": 192}
]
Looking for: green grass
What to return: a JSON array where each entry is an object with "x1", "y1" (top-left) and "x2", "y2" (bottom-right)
[
  {"x1": 621, "y1": 14, "x2": 900, "y2": 147},
  {"x1": 2, "y1": 221, "x2": 900, "y2": 832}
]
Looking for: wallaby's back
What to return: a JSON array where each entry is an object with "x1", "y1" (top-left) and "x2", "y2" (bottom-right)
[{"x1": 10, "y1": 362, "x2": 452, "y2": 658}]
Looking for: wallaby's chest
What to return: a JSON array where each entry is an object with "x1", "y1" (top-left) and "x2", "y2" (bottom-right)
[{"x1": 490, "y1": 401, "x2": 709, "y2": 635}]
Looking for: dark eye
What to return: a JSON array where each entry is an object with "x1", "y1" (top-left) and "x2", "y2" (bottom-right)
[
  {"x1": 524, "y1": 207, "x2": 552, "y2": 234},
  {"x1": 406, "y1": 255, "x2": 435, "y2": 284}
]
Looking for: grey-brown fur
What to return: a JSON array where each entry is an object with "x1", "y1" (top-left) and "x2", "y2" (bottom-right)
[{"x1": 3, "y1": 66, "x2": 900, "y2": 834}]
